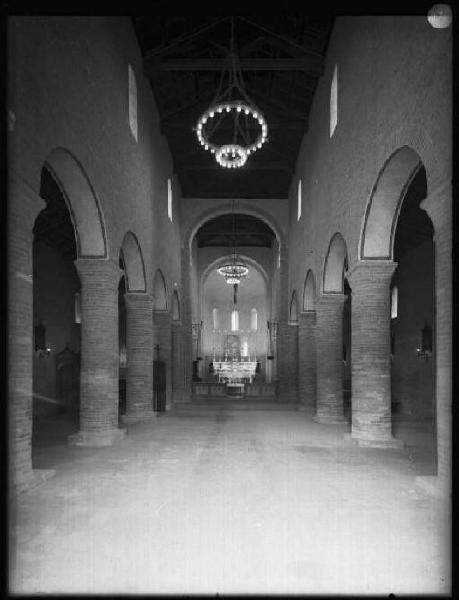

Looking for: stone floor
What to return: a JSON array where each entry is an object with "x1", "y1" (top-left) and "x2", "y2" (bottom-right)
[{"x1": 9, "y1": 399, "x2": 450, "y2": 595}]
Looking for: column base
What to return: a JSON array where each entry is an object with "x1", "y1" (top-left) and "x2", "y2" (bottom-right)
[
  {"x1": 415, "y1": 475, "x2": 450, "y2": 499},
  {"x1": 313, "y1": 413, "x2": 348, "y2": 424},
  {"x1": 68, "y1": 427, "x2": 126, "y2": 447},
  {"x1": 11, "y1": 468, "x2": 56, "y2": 496},
  {"x1": 345, "y1": 432, "x2": 405, "y2": 449},
  {"x1": 297, "y1": 404, "x2": 314, "y2": 412},
  {"x1": 121, "y1": 410, "x2": 156, "y2": 424}
]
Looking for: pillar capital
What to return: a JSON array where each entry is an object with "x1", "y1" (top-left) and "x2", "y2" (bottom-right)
[
  {"x1": 346, "y1": 260, "x2": 397, "y2": 288},
  {"x1": 420, "y1": 179, "x2": 452, "y2": 232},
  {"x1": 314, "y1": 293, "x2": 346, "y2": 309},
  {"x1": 74, "y1": 258, "x2": 122, "y2": 289},
  {"x1": 298, "y1": 311, "x2": 316, "y2": 326},
  {"x1": 9, "y1": 171, "x2": 46, "y2": 230},
  {"x1": 124, "y1": 292, "x2": 154, "y2": 310}
]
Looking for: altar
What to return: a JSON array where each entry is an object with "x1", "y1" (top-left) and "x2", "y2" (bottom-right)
[{"x1": 213, "y1": 360, "x2": 258, "y2": 385}]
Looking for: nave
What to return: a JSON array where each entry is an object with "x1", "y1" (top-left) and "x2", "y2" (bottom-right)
[{"x1": 11, "y1": 399, "x2": 446, "y2": 595}]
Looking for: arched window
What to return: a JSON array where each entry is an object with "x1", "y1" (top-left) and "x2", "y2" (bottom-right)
[
  {"x1": 330, "y1": 64, "x2": 338, "y2": 137},
  {"x1": 128, "y1": 64, "x2": 138, "y2": 142},
  {"x1": 213, "y1": 308, "x2": 219, "y2": 330},
  {"x1": 231, "y1": 310, "x2": 239, "y2": 331},
  {"x1": 289, "y1": 291, "x2": 298, "y2": 323},
  {"x1": 167, "y1": 177, "x2": 173, "y2": 222},
  {"x1": 153, "y1": 270, "x2": 167, "y2": 310},
  {"x1": 75, "y1": 292, "x2": 81, "y2": 324},
  {"x1": 297, "y1": 179, "x2": 302, "y2": 221},
  {"x1": 250, "y1": 308, "x2": 258, "y2": 331},
  {"x1": 391, "y1": 286, "x2": 398, "y2": 319},
  {"x1": 172, "y1": 290, "x2": 180, "y2": 321}
]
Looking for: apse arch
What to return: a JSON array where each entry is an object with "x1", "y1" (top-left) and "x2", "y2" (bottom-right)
[
  {"x1": 185, "y1": 203, "x2": 284, "y2": 253},
  {"x1": 201, "y1": 254, "x2": 269, "y2": 288},
  {"x1": 360, "y1": 146, "x2": 424, "y2": 260},
  {"x1": 153, "y1": 269, "x2": 168, "y2": 311},
  {"x1": 44, "y1": 147, "x2": 107, "y2": 258},
  {"x1": 323, "y1": 232, "x2": 348, "y2": 293},
  {"x1": 289, "y1": 290, "x2": 299, "y2": 323},
  {"x1": 120, "y1": 232, "x2": 146, "y2": 292},
  {"x1": 302, "y1": 269, "x2": 316, "y2": 311}
]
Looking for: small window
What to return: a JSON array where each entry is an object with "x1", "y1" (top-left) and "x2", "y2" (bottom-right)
[
  {"x1": 241, "y1": 339, "x2": 249, "y2": 357},
  {"x1": 167, "y1": 178, "x2": 173, "y2": 222},
  {"x1": 330, "y1": 64, "x2": 338, "y2": 137},
  {"x1": 391, "y1": 286, "x2": 398, "y2": 319},
  {"x1": 231, "y1": 310, "x2": 239, "y2": 332},
  {"x1": 297, "y1": 179, "x2": 302, "y2": 221},
  {"x1": 75, "y1": 292, "x2": 81, "y2": 324},
  {"x1": 213, "y1": 308, "x2": 219, "y2": 330},
  {"x1": 250, "y1": 308, "x2": 258, "y2": 331},
  {"x1": 172, "y1": 290, "x2": 180, "y2": 321},
  {"x1": 128, "y1": 64, "x2": 138, "y2": 142}
]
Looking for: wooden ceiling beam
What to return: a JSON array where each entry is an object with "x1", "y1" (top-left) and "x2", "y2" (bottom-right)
[
  {"x1": 145, "y1": 56, "x2": 323, "y2": 75},
  {"x1": 143, "y1": 17, "x2": 228, "y2": 59}
]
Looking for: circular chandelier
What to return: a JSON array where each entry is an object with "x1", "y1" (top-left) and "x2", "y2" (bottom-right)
[
  {"x1": 194, "y1": 18, "x2": 268, "y2": 169},
  {"x1": 217, "y1": 256, "x2": 249, "y2": 285},
  {"x1": 217, "y1": 199, "x2": 249, "y2": 285}
]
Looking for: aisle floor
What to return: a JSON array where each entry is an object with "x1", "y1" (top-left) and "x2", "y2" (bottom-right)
[{"x1": 9, "y1": 400, "x2": 450, "y2": 595}]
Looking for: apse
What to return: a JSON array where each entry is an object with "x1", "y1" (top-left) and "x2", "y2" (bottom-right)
[{"x1": 201, "y1": 262, "x2": 268, "y2": 378}]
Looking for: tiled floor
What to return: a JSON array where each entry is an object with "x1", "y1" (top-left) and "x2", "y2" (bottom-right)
[{"x1": 9, "y1": 400, "x2": 450, "y2": 595}]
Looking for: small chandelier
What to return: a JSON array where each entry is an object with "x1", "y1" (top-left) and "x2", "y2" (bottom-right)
[
  {"x1": 217, "y1": 200, "x2": 249, "y2": 285},
  {"x1": 217, "y1": 254, "x2": 249, "y2": 285},
  {"x1": 194, "y1": 18, "x2": 268, "y2": 169}
]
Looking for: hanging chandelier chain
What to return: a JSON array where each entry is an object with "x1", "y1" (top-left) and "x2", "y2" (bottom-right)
[{"x1": 194, "y1": 16, "x2": 268, "y2": 169}]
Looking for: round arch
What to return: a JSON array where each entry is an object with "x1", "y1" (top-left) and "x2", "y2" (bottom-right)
[
  {"x1": 153, "y1": 269, "x2": 168, "y2": 311},
  {"x1": 201, "y1": 254, "x2": 270, "y2": 288},
  {"x1": 184, "y1": 203, "x2": 284, "y2": 252},
  {"x1": 44, "y1": 147, "x2": 107, "y2": 258},
  {"x1": 323, "y1": 232, "x2": 348, "y2": 293},
  {"x1": 120, "y1": 232, "x2": 146, "y2": 293},
  {"x1": 302, "y1": 269, "x2": 316, "y2": 311},
  {"x1": 360, "y1": 146, "x2": 424, "y2": 260}
]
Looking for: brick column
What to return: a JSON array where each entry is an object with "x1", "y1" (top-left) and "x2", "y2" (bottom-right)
[
  {"x1": 153, "y1": 311, "x2": 172, "y2": 410},
  {"x1": 8, "y1": 174, "x2": 55, "y2": 493},
  {"x1": 172, "y1": 323, "x2": 187, "y2": 403},
  {"x1": 179, "y1": 246, "x2": 193, "y2": 402},
  {"x1": 68, "y1": 259, "x2": 126, "y2": 446},
  {"x1": 275, "y1": 246, "x2": 298, "y2": 403},
  {"x1": 298, "y1": 311, "x2": 316, "y2": 411},
  {"x1": 314, "y1": 294, "x2": 347, "y2": 423},
  {"x1": 122, "y1": 293, "x2": 154, "y2": 423},
  {"x1": 419, "y1": 181, "x2": 452, "y2": 497},
  {"x1": 277, "y1": 322, "x2": 298, "y2": 403},
  {"x1": 346, "y1": 261, "x2": 403, "y2": 448}
]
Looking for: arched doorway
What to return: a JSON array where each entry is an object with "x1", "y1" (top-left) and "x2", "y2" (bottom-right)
[
  {"x1": 353, "y1": 146, "x2": 436, "y2": 459},
  {"x1": 32, "y1": 165, "x2": 81, "y2": 460},
  {"x1": 314, "y1": 232, "x2": 349, "y2": 423},
  {"x1": 298, "y1": 269, "x2": 317, "y2": 411},
  {"x1": 390, "y1": 165, "x2": 436, "y2": 471}
]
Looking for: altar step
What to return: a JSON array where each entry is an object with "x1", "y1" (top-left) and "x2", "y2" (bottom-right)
[
  {"x1": 184, "y1": 398, "x2": 295, "y2": 411},
  {"x1": 192, "y1": 382, "x2": 277, "y2": 400}
]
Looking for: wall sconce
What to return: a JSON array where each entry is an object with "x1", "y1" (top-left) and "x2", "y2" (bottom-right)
[
  {"x1": 416, "y1": 320, "x2": 433, "y2": 360},
  {"x1": 34, "y1": 322, "x2": 51, "y2": 358}
]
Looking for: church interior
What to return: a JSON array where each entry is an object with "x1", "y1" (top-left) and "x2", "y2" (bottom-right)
[{"x1": 6, "y1": 14, "x2": 453, "y2": 595}]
